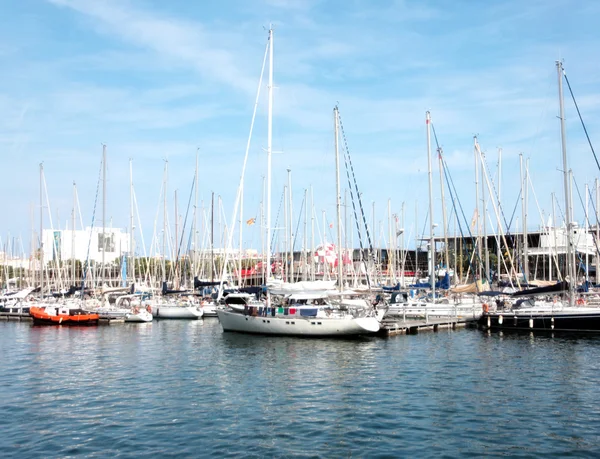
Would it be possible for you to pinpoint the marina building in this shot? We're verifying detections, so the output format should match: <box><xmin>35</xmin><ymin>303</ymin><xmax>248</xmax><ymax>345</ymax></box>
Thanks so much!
<box><xmin>41</xmin><ymin>228</ymin><xmax>130</xmax><ymax>266</ymax></box>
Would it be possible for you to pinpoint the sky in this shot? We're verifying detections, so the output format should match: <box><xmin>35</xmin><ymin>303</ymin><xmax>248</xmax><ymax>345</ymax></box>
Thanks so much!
<box><xmin>1</xmin><ymin>0</ymin><xmax>600</xmax><ymax>257</ymax></box>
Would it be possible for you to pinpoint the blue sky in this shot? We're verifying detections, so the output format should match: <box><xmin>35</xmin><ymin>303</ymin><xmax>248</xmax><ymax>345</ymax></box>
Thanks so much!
<box><xmin>1</xmin><ymin>0</ymin><xmax>600</xmax><ymax>255</ymax></box>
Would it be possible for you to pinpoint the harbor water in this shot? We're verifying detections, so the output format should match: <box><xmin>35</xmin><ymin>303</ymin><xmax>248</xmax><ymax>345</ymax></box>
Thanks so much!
<box><xmin>1</xmin><ymin>320</ymin><xmax>600</xmax><ymax>457</ymax></box>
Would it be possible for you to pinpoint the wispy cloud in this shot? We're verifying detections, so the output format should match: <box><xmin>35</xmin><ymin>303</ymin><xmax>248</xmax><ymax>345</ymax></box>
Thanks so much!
<box><xmin>1</xmin><ymin>0</ymin><xmax>599</xmax><ymax>246</ymax></box>
<box><xmin>48</xmin><ymin>0</ymin><xmax>259</xmax><ymax>94</ymax></box>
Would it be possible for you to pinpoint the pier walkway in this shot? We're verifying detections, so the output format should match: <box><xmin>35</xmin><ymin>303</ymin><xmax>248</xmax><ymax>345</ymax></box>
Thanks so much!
<box><xmin>380</xmin><ymin>316</ymin><xmax>479</xmax><ymax>336</ymax></box>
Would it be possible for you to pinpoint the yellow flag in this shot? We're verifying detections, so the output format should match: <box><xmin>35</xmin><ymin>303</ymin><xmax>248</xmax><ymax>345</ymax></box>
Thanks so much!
<box><xmin>470</xmin><ymin>209</ymin><xmax>478</xmax><ymax>230</ymax></box>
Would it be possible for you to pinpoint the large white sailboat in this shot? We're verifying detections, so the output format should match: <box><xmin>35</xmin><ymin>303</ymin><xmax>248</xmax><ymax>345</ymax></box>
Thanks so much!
<box><xmin>217</xmin><ymin>31</ymin><xmax>380</xmax><ymax>336</ymax></box>
<box><xmin>218</xmin><ymin>291</ymin><xmax>380</xmax><ymax>336</ymax></box>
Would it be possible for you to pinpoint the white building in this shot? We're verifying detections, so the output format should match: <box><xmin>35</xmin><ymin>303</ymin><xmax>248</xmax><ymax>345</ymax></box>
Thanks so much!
<box><xmin>529</xmin><ymin>225</ymin><xmax>596</xmax><ymax>256</ymax></box>
<box><xmin>42</xmin><ymin>227</ymin><xmax>130</xmax><ymax>266</ymax></box>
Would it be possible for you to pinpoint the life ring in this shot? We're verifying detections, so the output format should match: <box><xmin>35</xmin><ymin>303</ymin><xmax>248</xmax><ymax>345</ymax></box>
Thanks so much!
<box><xmin>146</xmin><ymin>305</ymin><xmax>152</xmax><ymax>313</ymax></box>
<box><xmin>482</xmin><ymin>303</ymin><xmax>489</xmax><ymax>313</ymax></box>
<box><xmin>576</xmin><ymin>298</ymin><xmax>585</xmax><ymax>306</ymax></box>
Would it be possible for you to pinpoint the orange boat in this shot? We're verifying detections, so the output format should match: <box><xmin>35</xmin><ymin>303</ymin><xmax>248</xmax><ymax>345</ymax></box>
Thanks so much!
<box><xmin>30</xmin><ymin>306</ymin><xmax>100</xmax><ymax>325</ymax></box>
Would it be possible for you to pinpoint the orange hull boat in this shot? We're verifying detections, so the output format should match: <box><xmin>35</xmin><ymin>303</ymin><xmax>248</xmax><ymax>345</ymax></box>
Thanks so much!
<box><xmin>30</xmin><ymin>306</ymin><xmax>100</xmax><ymax>325</ymax></box>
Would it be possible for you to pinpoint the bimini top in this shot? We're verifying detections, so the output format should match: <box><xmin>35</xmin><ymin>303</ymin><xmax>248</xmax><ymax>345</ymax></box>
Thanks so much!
<box><xmin>268</xmin><ymin>280</ymin><xmax>337</xmax><ymax>295</ymax></box>
<box><xmin>287</xmin><ymin>292</ymin><xmax>329</xmax><ymax>301</ymax></box>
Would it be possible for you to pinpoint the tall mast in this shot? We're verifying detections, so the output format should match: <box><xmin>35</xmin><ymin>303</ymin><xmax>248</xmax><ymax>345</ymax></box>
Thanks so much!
<box><xmin>260</xmin><ymin>195</ymin><xmax>264</xmax><ymax>283</ymax></box>
<box><xmin>102</xmin><ymin>144</ymin><xmax>106</xmax><ymax>289</ymax></box>
<box><xmin>520</xmin><ymin>154</ymin><xmax>529</xmax><ymax>282</ymax></box>
<box><xmin>388</xmin><ymin>198</ymin><xmax>393</xmax><ymax>284</ymax></box>
<box><xmin>284</xmin><ymin>185</ymin><xmax>288</xmax><ymax>281</ymax></box>
<box><xmin>596</xmin><ymin>179</ymin><xmax>599</xmax><ymax>284</ymax></box>
<box><xmin>239</xmin><ymin>165</ymin><xmax>244</xmax><ymax>288</ymax></box>
<box><xmin>414</xmin><ymin>201</ymin><xmax>418</xmax><ymax>283</ymax></box>
<box><xmin>303</xmin><ymin>188</ymin><xmax>308</xmax><ymax>282</ymax></box>
<box><xmin>193</xmin><ymin>149</ymin><xmax>199</xmax><ymax>285</ymax></box>
<box><xmin>129</xmin><ymin>159</ymin><xmax>134</xmax><ymax>284</ymax></box>
<box><xmin>401</xmin><ymin>201</ymin><xmax>405</xmax><ymax>287</ymax></box>
<box><xmin>39</xmin><ymin>163</ymin><xmax>44</xmax><ymax>297</ymax></box>
<box><xmin>334</xmin><ymin>107</ymin><xmax>343</xmax><ymax>290</ymax></box>
<box><xmin>426</xmin><ymin>111</ymin><xmax>435</xmax><ymax>300</ymax></box>
<box><xmin>71</xmin><ymin>181</ymin><xmax>76</xmax><ymax>286</ymax></box>
<box><xmin>557</xmin><ymin>60</ymin><xmax>574</xmax><ymax>306</ymax></box>
<box><xmin>30</xmin><ymin>203</ymin><xmax>34</xmax><ymax>289</ymax></box>
<box><xmin>481</xmin><ymin>148</ymin><xmax>489</xmax><ymax>282</ymax></box>
<box><xmin>585</xmin><ymin>183</ymin><xmax>590</xmax><ymax>283</ymax></box>
<box><xmin>211</xmin><ymin>191</ymin><xmax>215</xmax><ymax>282</ymax></box>
<box><xmin>551</xmin><ymin>192</ymin><xmax>556</xmax><ymax>280</ymax></box>
<box><xmin>473</xmin><ymin>136</ymin><xmax>482</xmax><ymax>282</ymax></box>
<box><xmin>162</xmin><ymin>160</ymin><xmax>168</xmax><ymax>284</ymax></box>
<box><xmin>310</xmin><ymin>185</ymin><xmax>315</xmax><ymax>281</ymax></box>
<box><xmin>438</xmin><ymin>147</ymin><xmax>449</xmax><ymax>279</ymax></box>
<box><xmin>497</xmin><ymin>148</ymin><xmax>502</xmax><ymax>281</ymax></box>
<box><xmin>174</xmin><ymin>189</ymin><xmax>178</xmax><ymax>287</ymax></box>
<box><xmin>266</xmin><ymin>26</ymin><xmax>274</xmax><ymax>287</ymax></box>
<box><xmin>288</xmin><ymin>168</ymin><xmax>293</xmax><ymax>283</ymax></box>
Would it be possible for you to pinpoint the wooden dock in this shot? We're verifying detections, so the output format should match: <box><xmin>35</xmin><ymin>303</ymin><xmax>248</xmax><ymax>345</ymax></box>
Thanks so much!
<box><xmin>0</xmin><ymin>312</ymin><xmax>123</xmax><ymax>325</ymax></box>
<box><xmin>379</xmin><ymin>317</ymin><xmax>479</xmax><ymax>336</ymax></box>
<box><xmin>0</xmin><ymin>313</ymin><xmax>32</xmax><ymax>322</ymax></box>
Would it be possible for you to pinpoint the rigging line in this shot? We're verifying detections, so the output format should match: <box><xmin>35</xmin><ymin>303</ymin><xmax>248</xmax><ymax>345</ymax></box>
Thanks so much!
<box><xmin>81</xmin><ymin>160</ymin><xmax>103</xmax><ymax>291</ymax></box>
<box><xmin>338</xmin><ymin>109</ymin><xmax>365</xmax><ymax>251</ymax></box>
<box><xmin>432</xmin><ymin>122</ymin><xmax>516</xmax><ymax>249</ymax></box>
<box><xmin>337</xmin><ymin>107</ymin><xmax>373</xmax><ymax>251</ymax></box>
<box><xmin>431</xmin><ymin>123</ymin><xmax>490</xmax><ymax>283</ymax></box>
<box><xmin>175</xmin><ymin>173</ymin><xmax>197</xmax><ymax>278</ymax></box>
<box><xmin>175</xmin><ymin>174</ymin><xmax>196</xmax><ymax>262</ymax></box>
<box><xmin>440</xmin><ymin>157</ymin><xmax>477</xmax><ymax>280</ymax></box>
<box><xmin>441</xmin><ymin>154</ymin><xmax>491</xmax><ymax>284</ymax></box>
<box><xmin>342</xmin><ymin>146</ymin><xmax>366</xmax><ymax>259</ymax></box>
<box><xmin>337</xmin><ymin>106</ymin><xmax>373</xmax><ymax>287</ymax></box>
<box><xmin>478</xmin><ymin>149</ymin><xmax>524</xmax><ymax>282</ymax></box>
<box><xmin>270</xmin><ymin>187</ymin><xmax>285</xmax><ymax>254</ymax></box>
<box><xmin>572</xmin><ymin>176</ymin><xmax>600</xmax><ymax>260</ymax></box>
<box><xmin>479</xmin><ymin>147</ymin><xmax>513</xmax><ymax>237</ymax></box>
<box><xmin>586</xmin><ymin>185</ymin><xmax>600</xmax><ymax>234</ymax></box>
<box><xmin>419</xmin><ymin>210</ymin><xmax>429</xmax><ymax>251</ymax></box>
<box><xmin>291</xmin><ymin>193</ymin><xmax>306</xmax><ymax>252</ymax></box>
<box><xmin>506</xmin><ymin>190</ymin><xmax>522</xmax><ymax>236</ymax></box>
<box><xmin>563</xmin><ymin>72</ymin><xmax>600</xmax><ymax>173</ymax></box>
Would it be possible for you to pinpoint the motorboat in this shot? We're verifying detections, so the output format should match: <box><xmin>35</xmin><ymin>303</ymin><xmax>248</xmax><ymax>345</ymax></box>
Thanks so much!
<box><xmin>29</xmin><ymin>305</ymin><xmax>99</xmax><ymax>325</ymax></box>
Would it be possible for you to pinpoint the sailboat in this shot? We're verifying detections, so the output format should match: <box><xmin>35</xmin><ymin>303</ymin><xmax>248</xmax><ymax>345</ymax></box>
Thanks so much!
<box><xmin>479</xmin><ymin>61</ymin><xmax>600</xmax><ymax>333</ymax></box>
<box><xmin>217</xmin><ymin>34</ymin><xmax>380</xmax><ymax>336</ymax></box>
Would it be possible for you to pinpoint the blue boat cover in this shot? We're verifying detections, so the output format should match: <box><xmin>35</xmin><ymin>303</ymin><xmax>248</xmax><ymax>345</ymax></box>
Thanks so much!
<box><xmin>409</xmin><ymin>272</ymin><xmax>451</xmax><ymax>290</ymax></box>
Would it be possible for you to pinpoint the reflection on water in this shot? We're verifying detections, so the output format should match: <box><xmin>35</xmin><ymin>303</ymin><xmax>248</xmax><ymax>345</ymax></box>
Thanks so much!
<box><xmin>1</xmin><ymin>321</ymin><xmax>600</xmax><ymax>457</ymax></box>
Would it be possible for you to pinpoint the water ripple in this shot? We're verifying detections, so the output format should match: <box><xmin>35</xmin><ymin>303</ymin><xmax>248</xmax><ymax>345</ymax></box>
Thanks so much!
<box><xmin>1</xmin><ymin>322</ymin><xmax>600</xmax><ymax>457</ymax></box>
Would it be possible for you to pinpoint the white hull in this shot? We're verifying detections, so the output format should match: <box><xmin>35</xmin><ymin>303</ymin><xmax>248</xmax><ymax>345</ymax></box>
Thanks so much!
<box><xmin>125</xmin><ymin>309</ymin><xmax>153</xmax><ymax>323</ymax></box>
<box><xmin>201</xmin><ymin>304</ymin><xmax>218</xmax><ymax>317</ymax></box>
<box><xmin>153</xmin><ymin>305</ymin><xmax>203</xmax><ymax>319</ymax></box>
<box><xmin>217</xmin><ymin>310</ymin><xmax>379</xmax><ymax>336</ymax></box>
<box><xmin>94</xmin><ymin>307</ymin><xmax>130</xmax><ymax>320</ymax></box>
